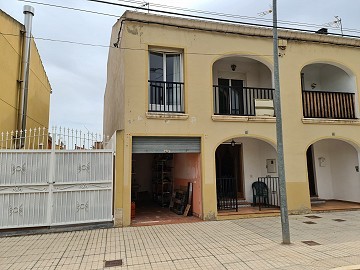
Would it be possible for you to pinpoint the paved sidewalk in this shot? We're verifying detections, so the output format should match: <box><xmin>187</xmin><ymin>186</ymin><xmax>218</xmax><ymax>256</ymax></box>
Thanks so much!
<box><xmin>1</xmin><ymin>211</ymin><xmax>360</xmax><ymax>270</ymax></box>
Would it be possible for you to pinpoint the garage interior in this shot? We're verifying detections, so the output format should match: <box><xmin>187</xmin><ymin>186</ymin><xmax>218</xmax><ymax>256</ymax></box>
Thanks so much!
<box><xmin>131</xmin><ymin>137</ymin><xmax>202</xmax><ymax>226</ymax></box>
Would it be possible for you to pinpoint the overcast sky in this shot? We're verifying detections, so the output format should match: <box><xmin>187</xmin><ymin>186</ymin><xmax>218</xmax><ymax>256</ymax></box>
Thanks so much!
<box><xmin>1</xmin><ymin>0</ymin><xmax>359</xmax><ymax>134</ymax></box>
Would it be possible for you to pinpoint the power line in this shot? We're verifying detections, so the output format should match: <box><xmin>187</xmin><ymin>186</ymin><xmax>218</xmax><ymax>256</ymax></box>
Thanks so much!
<box><xmin>111</xmin><ymin>0</ymin><xmax>360</xmax><ymax>34</ymax></box>
<box><xmin>0</xmin><ymin>97</ymin><xmax>47</xmax><ymax>128</ymax></box>
<box><xmin>18</xmin><ymin>0</ymin><xmax>360</xmax><ymax>38</ymax></box>
<box><xmin>1</xmin><ymin>32</ymin><xmax>276</xmax><ymax>56</ymax></box>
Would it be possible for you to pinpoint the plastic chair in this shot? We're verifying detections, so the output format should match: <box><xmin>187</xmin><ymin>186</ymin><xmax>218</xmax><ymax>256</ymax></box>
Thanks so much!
<box><xmin>252</xmin><ymin>181</ymin><xmax>269</xmax><ymax>210</ymax></box>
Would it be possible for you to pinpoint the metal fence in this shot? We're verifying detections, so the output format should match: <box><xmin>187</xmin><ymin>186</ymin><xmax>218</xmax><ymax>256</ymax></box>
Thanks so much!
<box><xmin>213</xmin><ymin>86</ymin><xmax>274</xmax><ymax>116</ymax></box>
<box><xmin>257</xmin><ymin>176</ymin><xmax>280</xmax><ymax>208</ymax></box>
<box><xmin>0</xmin><ymin>126</ymin><xmax>114</xmax><ymax>229</ymax></box>
<box><xmin>0</xmin><ymin>127</ymin><xmax>109</xmax><ymax>150</ymax></box>
<box><xmin>216</xmin><ymin>177</ymin><xmax>238</xmax><ymax>211</ymax></box>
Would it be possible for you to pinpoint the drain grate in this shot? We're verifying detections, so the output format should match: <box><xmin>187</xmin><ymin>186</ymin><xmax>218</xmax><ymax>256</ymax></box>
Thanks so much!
<box><xmin>303</xmin><ymin>221</ymin><xmax>317</xmax><ymax>224</ymax></box>
<box><xmin>305</xmin><ymin>215</ymin><xmax>322</xmax><ymax>219</ymax></box>
<box><xmin>302</xmin><ymin>240</ymin><xmax>321</xmax><ymax>246</ymax></box>
<box><xmin>104</xmin><ymin>259</ymin><xmax>123</xmax><ymax>268</ymax></box>
<box><xmin>333</xmin><ymin>219</ymin><xmax>346</xmax><ymax>222</ymax></box>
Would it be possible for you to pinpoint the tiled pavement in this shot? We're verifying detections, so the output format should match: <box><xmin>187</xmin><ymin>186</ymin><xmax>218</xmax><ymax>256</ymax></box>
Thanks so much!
<box><xmin>1</xmin><ymin>211</ymin><xmax>360</xmax><ymax>270</ymax></box>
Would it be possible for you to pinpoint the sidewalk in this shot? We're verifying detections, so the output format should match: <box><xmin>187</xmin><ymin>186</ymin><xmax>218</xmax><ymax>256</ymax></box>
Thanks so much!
<box><xmin>1</xmin><ymin>211</ymin><xmax>360</xmax><ymax>270</ymax></box>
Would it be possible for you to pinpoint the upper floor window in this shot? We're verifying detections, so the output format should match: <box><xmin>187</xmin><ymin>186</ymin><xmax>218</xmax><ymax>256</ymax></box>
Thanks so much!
<box><xmin>148</xmin><ymin>50</ymin><xmax>184</xmax><ymax>113</ymax></box>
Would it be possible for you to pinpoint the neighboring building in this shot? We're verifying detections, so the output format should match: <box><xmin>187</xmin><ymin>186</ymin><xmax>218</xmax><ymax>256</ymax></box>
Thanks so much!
<box><xmin>104</xmin><ymin>11</ymin><xmax>360</xmax><ymax>226</ymax></box>
<box><xmin>0</xmin><ymin>8</ymin><xmax>51</xmax><ymax>136</ymax></box>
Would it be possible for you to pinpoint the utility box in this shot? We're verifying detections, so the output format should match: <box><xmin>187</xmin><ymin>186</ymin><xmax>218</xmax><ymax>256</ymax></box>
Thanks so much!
<box><xmin>255</xmin><ymin>99</ymin><xmax>274</xmax><ymax>116</ymax></box>
<box><xmin>266</xmin><ymin>159</ymin><xmax>277</xmax><ymax>173</ymax></box>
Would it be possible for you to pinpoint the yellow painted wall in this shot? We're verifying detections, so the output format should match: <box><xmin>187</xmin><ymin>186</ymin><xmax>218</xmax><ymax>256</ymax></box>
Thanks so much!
<box><xmin>0</xmin><ymin>10</ymin><xmax>51</xmax><ymax>135</ymax></box>
<box><xmin>105</xmin><ymin>11</ymin><xmax>360</xmax><ymax>225</ymax></box>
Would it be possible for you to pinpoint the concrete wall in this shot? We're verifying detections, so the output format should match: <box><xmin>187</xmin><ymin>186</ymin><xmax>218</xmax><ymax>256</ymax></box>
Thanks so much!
<box><xmin>173</xmin><ymin>153</ymin><xmax>202</xmax><ymax>217</ymax></box>
<box><xmin>236</xmin><ymin>138</ymin><xmax>278</xmax><ymax>203</ymax></box>
<box><xmin>0</xmin><ymin>10</ymin><xmax>51</xmax><ymax>134</ymax></box>
<box><xmin>106</xmin><ymin>11</ymin><xmax>360</xmax><ymax>225</ymax></box>
<box><xmin>302</xmin><ymin>64</ymin><xmax>355</xmax><ymax>92</ymax></box>
<box><xmin>132</xmin><ymin>153</ymin><xmax>154</xmax><ymax>194</ymax></box>
<box><xmin>313</xmin><ymin>139</ymin><xmax>360</xmax><ymax>203</ymax></box>
<box><xmin>212</xmin><ymin>57</ymin><xmax>272</xmax><ymax>88</ymax></box>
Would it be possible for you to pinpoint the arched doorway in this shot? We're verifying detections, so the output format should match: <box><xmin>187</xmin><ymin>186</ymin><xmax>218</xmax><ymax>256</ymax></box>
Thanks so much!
<box><xmin>306</xmin><ymin>139</ymin><xmax>360</xmax><ymax>208</ymax></box>
<box><xmin>216</xmin><ymin>137</ymin><xmax>279</xmax><ymax>212</ymax></box>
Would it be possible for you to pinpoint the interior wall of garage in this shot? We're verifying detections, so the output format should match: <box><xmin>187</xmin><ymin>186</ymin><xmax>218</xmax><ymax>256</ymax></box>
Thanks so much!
<box><xmin>173</xmin><ymin>153</ymin><xmax>202</xmax><ymax>217</ymax></box>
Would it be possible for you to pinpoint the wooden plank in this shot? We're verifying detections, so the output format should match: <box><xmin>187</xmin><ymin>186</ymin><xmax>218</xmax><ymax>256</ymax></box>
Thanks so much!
<box><xmin>183</xmin><ymin>204</ymin><xmax>191</xmax><ymax>217</ymax></box>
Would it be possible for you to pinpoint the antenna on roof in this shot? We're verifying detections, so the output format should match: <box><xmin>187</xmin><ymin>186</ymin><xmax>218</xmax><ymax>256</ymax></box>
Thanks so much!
<box><xmin>324</xmin><ymin>16</ymin><xmax>343</xmax><ymax>36</ymax></box>
<box><xmin>134</xmin><ymin>1</ymin><xmax>149</xmax><ymax>13</ymax></box>
<box><xmin>258</xmin><ymin>4</ymin><xmax>273</xmax><ymax>17</ymax></box>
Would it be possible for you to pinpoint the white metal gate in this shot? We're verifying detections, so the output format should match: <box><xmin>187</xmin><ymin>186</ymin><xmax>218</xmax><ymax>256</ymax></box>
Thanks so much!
<box><xmin>0</xmin><ymin>149</ymin><xmax>113</xmax><ymax>229</ymax></box>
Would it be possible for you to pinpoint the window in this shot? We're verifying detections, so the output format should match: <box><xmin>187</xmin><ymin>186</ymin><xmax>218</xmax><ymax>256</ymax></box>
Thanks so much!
<box><xmin>148</xmin><ymin>51</ymin><xmax>184</xmax><ymax>113</ymax></box>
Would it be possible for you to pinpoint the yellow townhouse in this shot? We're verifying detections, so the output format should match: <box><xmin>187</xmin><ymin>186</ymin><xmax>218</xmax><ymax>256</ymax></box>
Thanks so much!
<box><xmin>0</xmin><ymin>7</ymin><xmax>51</xmax><ymax>142</ymax></box>
<box><xmin>104</xmin><ymin>11</ymin><xmax>360</xmax><ymax>226</ymax></box>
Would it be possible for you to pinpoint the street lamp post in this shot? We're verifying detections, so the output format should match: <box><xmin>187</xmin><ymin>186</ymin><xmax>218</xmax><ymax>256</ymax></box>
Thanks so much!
<box><xmin>272</xmin><ymin>0</ymin><xmax>291</xmax><ymax>244</ymax></box>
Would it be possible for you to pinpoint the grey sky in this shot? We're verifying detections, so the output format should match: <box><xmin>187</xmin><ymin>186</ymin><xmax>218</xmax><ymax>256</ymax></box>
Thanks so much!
<box><xmin>1</xmin><ymin>0</ymin><xmax>359</xmax><ymax>134</ymax></box>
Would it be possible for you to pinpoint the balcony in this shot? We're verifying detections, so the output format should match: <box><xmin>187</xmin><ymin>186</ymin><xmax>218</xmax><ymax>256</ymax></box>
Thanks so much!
<box><xmin>302</xmin><ymin>90</ymin><xmax>356</xmax><ymax>119</ymax></box>
<box><xmin>301</xmin><ymin>63</ymin><xmax>357</xmax><ymax>120</ymax></box>
<box><xmin>148</xmin><ymin>80</ymin><xmax>184</xmax><ymax>113</ymax></box>
<box><xmin>213</xmin><ymin>85</ymin><xmax>274</xmax><ymax>116</ymax></box>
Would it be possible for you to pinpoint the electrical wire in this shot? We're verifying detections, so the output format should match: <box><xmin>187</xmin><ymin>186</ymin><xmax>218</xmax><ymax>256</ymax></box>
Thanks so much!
<box><xmin>0</xmin><ymin>97</ymin><xmax>47</xmax><ymax>128</ymax></box>
<box><xmin>18</xmin><ymin>0</ymin><xmax>360</xmax><ymax>38</ymax></box>
<box><xmin>111</xmin><ymin>0</ymin><xmax>360</xmax><ymax>34</ymax></box>
<box><xmin>1</xmin><ymin>31</ymin><xmax>276</xmax><ymax>56</ymax></box>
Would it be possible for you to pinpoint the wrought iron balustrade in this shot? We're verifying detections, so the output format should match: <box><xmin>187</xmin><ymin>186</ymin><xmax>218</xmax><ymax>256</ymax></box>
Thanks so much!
<box><xmin>213</xmin><ymin>85</ymin><xmax>274</xmax><ymax>116</ymax></box>
<box><xmin>216</xmin><ymin>177</ymin><xmax>238</xmax><ymax>211</ymax></box>
<box><xmin>148</xmin><ymin>80</ymin><xmax>184</xmax><ymax>113</ymax></box>
<box><xmin>302</xmin><ymin>90</ymin><xmax>356</xmax><ymax>119</ymax></box>
<box><xmin>256</xmin><ymin>177</ymin><xmax>280</xmax><ymax>208</ymax></box>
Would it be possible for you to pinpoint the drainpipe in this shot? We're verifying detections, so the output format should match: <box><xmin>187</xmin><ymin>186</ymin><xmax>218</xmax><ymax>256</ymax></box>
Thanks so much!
<box><xmin>18</xmin><ymin>5</ymin><xmax>34</xmax><ymax>139</ymax></box>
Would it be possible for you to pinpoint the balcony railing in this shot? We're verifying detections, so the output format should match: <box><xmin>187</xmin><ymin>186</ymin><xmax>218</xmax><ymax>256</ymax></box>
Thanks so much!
<box><xmin>213</xmin><ymin>85</ymin><xmax>274</xmax><ymax>116</ymax></box>
<box><xmin>148</xmin><ymin>80</ymin><xmax>184</xmax><ymax>113</ymax></box>
<box><xmin>302</xmin><ymin>90</ymin><xmax>356</xmax><ymax>119</ymax></box>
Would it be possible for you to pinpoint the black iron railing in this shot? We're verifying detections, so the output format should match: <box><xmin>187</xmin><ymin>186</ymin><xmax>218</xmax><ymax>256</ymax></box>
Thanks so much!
<box><xmin>302</xmin><ymin>90</ymin><xmax>356</xmax><ymax>119</ymax></box>
<box><xmin>216</xmin><ymin>177</ymin><xmax>238</xmax><ymax>211</ymax></box>
<box><xmin>213</xmin><ymin>85</ymin><xmax>274</xmax><ymax>116</ymax></box>
<box><xmin>256</xmin><ymin>177</ymin><xmax>280</xmax><ymax>209</ymax></box>
<box><xmin>148</xmin><ymin>80</ymin><xmax>184</xmax><ymax>113</ymax></box>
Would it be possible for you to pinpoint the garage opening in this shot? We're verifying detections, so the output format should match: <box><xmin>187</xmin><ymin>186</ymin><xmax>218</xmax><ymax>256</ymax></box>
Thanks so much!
<box><xmin>131</xmin><ymin>137</ymin><xmax>202</xmax><ymax>226</ymax></box>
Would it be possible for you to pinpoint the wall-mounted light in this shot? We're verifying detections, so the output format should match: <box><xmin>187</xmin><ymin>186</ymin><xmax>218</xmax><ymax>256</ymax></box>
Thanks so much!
<box><xmin>231</xmin><ymin>64</ymin><xmax>237</xmax><ymax>71</ymax></box>
<box><xmin>231</xmin><ymin>139</ymin><xmax>236</xmax><ymax>147</ymax></box>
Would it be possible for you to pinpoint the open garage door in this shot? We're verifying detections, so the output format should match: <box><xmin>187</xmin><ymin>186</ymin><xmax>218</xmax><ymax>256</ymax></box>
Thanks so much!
<box><xmin>132</xmin><ymin>137</ymin><xmax>201</xmax><ymax>153</ymax></box>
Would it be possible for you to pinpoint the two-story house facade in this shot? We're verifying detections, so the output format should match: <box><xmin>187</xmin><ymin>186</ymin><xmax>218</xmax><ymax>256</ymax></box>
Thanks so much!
<box><xmin>104</xmin><ymin>11</ymin><xmax>360</xmax><ymax>227</ymax></box>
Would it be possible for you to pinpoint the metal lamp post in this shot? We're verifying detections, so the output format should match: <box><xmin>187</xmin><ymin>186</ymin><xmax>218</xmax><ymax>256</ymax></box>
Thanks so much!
<box><xmin>272</xmin><ymin>0</ymin><xmax>291</xmax><ymax>244</ymax></box>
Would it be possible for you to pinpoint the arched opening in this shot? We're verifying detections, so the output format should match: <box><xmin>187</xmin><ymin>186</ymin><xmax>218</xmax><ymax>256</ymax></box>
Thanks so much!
<box><xmin>301</xmin><ymin>63</ymin><xmax>357</xmax><ymax>119</ymax></box>
<box><xmin>212</xmin><ymin>56</ymin><xmax>274</xmax><ymax>116</ymax></box>
<box><xmin>306</xmin><ymin>139</ymin><xmax>360</xmax><ymax>210</ymax></box>
<box><xmin>215</xmin><ymin>137</ymin><xmax>280</xmax><ymax>213</ymax></box>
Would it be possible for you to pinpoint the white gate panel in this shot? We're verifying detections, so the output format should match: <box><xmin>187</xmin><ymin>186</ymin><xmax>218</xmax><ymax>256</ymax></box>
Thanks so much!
<box><xmin>52</xmin><ymin>183</ymin><xmax>112</xmax><ymax>225</ymax></box>
<box><xmin>0</xmin><ymin>150</ymin><xmax>113</xmax><ymax>229</ymax></box>
<box><xmin>0</xmin><ymin>189</ymin><xmax>49</xmax><ymax>228</ymax></box>
<box><xmin>52</xmin><ymin>151</ymin><xmax>113</xmax><ymax>225</ymax></box>
<box><xmin>0</xmin><ymin>151</ymin><xmax>50</xmax><ymax>228</ymax></box>
<box><xmin>55</xmin><ymin>151</ymin><xmax>113</xmax><ymax>183</ymax></box>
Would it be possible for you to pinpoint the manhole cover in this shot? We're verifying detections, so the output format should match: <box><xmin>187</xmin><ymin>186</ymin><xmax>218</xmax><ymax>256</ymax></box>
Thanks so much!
<box><xmin>305</xmin><ymin>215</ymin><xmax>322</xmax><ymax>219</ymax></box>
<box><xmin>333</xmin><ymin>219</ymin><xmax>346</xmax><ymax>222</ymax></box>
<box><xmin>105</xmin><ymin>259</ymin><xmax>123</xmax><ymax>267</ymax></box>
<box><xmin>302</xmin><ymin>240</ymin><xmax>321</xmax><ymax>246</ymax></box>
<box><xmin>303</xmin><ymin>221</ymin><xmax>317</xmax><ymax>224</ymax></box>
